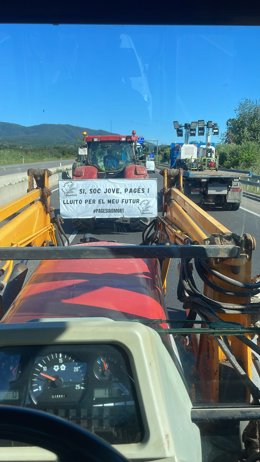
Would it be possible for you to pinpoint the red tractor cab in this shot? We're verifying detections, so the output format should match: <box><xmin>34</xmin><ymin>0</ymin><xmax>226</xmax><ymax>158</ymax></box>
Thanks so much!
<box><xmin>72</xmin><ymin>131</ymin><xmax>148</xmax><ymax>180</ymax></box>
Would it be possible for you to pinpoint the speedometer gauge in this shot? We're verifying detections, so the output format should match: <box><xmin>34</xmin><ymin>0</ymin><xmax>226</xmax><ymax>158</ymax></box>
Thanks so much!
<box><xmin>30</xmin><ymin>352</ymin><xmax>86</xmax><ymax>405</ymax></box>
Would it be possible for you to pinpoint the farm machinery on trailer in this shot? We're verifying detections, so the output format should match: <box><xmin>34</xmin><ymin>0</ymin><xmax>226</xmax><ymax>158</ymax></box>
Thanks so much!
<box><xmin>170</xmin><ymin>120</ymin><xmax>243</xmax><ymax>210</ymax></box>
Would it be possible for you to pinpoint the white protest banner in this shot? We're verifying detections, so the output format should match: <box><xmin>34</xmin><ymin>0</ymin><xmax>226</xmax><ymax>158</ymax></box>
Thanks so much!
<box><xmin>59</xmin><ymin>178</ymin><xmax>157</xmax><ymax>219</ymax></box>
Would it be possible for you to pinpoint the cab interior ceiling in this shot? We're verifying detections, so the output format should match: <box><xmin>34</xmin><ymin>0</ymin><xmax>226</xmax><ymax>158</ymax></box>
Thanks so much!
<box><xmin>0</xmin><ymin>0</ymin><xmax>259</xmax><ymax>25</ymax></box>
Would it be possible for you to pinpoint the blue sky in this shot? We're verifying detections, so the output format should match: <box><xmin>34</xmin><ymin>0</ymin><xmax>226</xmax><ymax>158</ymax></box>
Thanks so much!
<box><xmin>0</xmin><ymin>24</ymin><xmax>259</xmax><ymax>145</ymax></box>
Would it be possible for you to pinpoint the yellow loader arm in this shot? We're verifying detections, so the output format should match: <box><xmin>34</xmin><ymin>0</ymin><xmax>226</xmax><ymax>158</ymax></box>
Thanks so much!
<box><xmin>143</xmin><ymin>168</ymin><xmax>259</xmax><ymax>403</ymax></box>
<box><xmin>0</xmin><ymin>169</ymin><xmax>57</xmax><ymax>248</ymax></box>
<box><xmin>0</xmin><ymin>169</ymin><xmax>63</xmax><ymax>309</ymax></box>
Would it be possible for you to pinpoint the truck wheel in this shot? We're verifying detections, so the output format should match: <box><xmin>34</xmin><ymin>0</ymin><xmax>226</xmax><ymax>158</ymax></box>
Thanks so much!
<box><xmin>223</xmin><ymin>203</ymin><xmax>240</xmax><ymax>210</ymax></box>
<box><xmin>223</xmin><ymin>203</ymin><xmax>240</xmax><ymax>211</ymax></box>
<box><xmin>229</xmin><ymin>203</ymin><xmax>240</xmax><ymax>211</ymax></box>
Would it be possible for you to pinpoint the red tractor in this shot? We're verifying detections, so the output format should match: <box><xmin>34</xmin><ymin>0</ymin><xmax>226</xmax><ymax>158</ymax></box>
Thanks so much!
<box><xmin>69</xmin><ymin>130</ymin><xmax>152</xmax><ymax>231</ymax></box>
<box><xmin>72</xmin><ymin>130</ymin><xmax>148</xmax><ymax>181</ymax></box>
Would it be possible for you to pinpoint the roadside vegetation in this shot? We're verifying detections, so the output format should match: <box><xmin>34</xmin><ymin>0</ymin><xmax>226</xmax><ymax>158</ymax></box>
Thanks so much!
<box><xmin>217</xmin><ymin>99</ymin><xmax>260</xmax><ymax>174</ymax></box>
<box><xmin>0</xmin><ymin>145</ymin><xmax>76</xmax><ymax>165</ymax></box>
<box><xmin>158</xmin><ymin>145</ymin><xmax>171</xmax><ymax>163</ymax></box>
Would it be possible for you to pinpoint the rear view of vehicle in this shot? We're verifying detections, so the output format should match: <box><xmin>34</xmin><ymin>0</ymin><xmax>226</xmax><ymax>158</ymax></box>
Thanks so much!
<box><xmin>171</xmin><ymin>120</ymin><xmax>243</xmax><ymax>210</ymax></box>
<box><xmin>72</xmin><ymin>130</ymin><xmax>148</xmax><ymax>180</ymax></box>
<box><xmin>60</xmin><ymin>131</ymin><xmax>157</xmax><ymax>231</ymax></box>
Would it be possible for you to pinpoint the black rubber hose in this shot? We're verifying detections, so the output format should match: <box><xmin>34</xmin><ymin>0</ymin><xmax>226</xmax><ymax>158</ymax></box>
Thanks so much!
<box><xmin>235</xmin><ymin>335</ymin><xmax>260</xmax><ymax>357</ymax></box>
<box><xmin>181</xmin><ymin>259</ymin><xmax>260</xmax><ymax>312</ymax></box>
<box><xmin>217</xmin><ymin>336</ymin><xmax>260</xmax><ymax>403</ymax></box>
<box><xmin>184</xmin><ymin>306</ymin><xmax>260</xmax><ymax>400</ymax></box>
<box><xmin>195</xmin><ymin>259</ymin><xmax>259</xmax><ymax>297</ymax></box>
<box><xmin>189</xmin><ymin>303</ymin><xmax>260</xmax><ymax>402</ymax></box>
<box><xmin>197</xmin><ymin>258</ymin><xmax>260</xmax><ymax>290</ymax></box>
<box><xmin>184</xmin><ymin>294</ymin><xmax>260</xmax><ymax>315</ymax></box>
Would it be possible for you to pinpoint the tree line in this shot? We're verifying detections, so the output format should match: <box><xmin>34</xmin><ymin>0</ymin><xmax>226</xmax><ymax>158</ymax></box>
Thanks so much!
<box><xmin>217</xmin><ymin>99</ymin><xmax>260</xmax><ymax>172</ymax></box>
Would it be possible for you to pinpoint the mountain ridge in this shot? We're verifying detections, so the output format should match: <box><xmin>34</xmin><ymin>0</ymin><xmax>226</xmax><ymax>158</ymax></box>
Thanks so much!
<box><xmin>0</xmin><ymin>122</ymin><xmax>114</xmax><ymax>146</ymax></box>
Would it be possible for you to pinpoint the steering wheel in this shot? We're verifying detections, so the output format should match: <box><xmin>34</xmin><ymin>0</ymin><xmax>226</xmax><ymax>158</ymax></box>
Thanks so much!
<box><xmin>0</xmin><ymin>405</ymin><xmax>129</xmax><ymax>462</ymax></box>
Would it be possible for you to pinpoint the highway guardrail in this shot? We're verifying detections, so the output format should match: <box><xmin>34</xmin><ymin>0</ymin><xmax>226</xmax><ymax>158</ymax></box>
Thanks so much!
<box><xmin>0</xmin><ymin>164</ymin><xmax>72</xmax><ymax>206</ymax></box>
<box><xmin>243</xmin><ymin>191</ymin><xmax>260</xmax><ymax>202</ymax></box>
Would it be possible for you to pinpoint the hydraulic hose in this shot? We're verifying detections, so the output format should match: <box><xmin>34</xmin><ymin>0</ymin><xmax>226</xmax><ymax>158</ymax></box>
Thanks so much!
<box><xmin>181</xmin><ymin>299</ymin><xmax>260</xmax><ymax>402</ymax></box>
<box><xmin>178</xmin><ymin>258</ymin><xmax>260</xmax><ymax>313</ymax></box>
<box><xmin>197</xmin><ymin>258</ymin><xmax>260</xmax><ymax>291</ymax></box>
<box><xmin>216</xmin><ymin>335</ymin><xmax>260</xmax><ymax>403</ymax></box>
<box><xmin>52</xmin><ymin>214</ymin><xmax>69</xmax><ymax>246</ymax></box>
<box><xmin>194</xmin><ymin>259</ymin><xmax>259</xmax><ymax>298</ymax></box>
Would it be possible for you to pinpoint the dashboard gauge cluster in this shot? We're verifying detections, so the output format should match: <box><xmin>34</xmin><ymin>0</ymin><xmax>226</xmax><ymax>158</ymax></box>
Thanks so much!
<box><xmin>0</xmin><ymin>344</ymin><xmax>144</xmax><ymax>444</ymax></box>
<box><xmin>30</xmin><ymin>352</ymin><xmax>87</xmax><ymax>405</ymax></box>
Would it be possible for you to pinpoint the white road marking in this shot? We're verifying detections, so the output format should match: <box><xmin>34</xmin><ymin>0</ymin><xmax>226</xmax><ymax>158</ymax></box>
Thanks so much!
<box><xmin>66</xmin><ymin>233</ymin><xmax>77</xmax><ymax>245</ymax></box>
<box><xmin>240</xmin><ymin>206</ymin><xmax>260</xmax><ymax>218</ymax></box>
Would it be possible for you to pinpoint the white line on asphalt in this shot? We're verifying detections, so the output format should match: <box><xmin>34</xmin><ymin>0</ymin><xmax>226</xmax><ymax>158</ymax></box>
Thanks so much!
<box><xmin>240</xmin><ymin>206</ymin><xmax>260</xmax><ymax>218</ymax></box>
<box><xmin>65</xmin><ymin>233</ymin><xmax>77</xmax><ymax>246</ymax></box>
<box><xmin>52</xmin><ymin>187</ymin><xmax>59</xmax><ymax>192</ymax></box>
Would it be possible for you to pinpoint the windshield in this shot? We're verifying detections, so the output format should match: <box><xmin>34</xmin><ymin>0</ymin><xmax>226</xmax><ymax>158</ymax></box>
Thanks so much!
<box><xmin>88</xmin><ymin>141</ymin><xmax>135</xmax><ymax>171</ymax></box>
<box><xmin>0</xmin><ymin>18</ymin><xmax>259</xmax><ymax>462</ymax></box>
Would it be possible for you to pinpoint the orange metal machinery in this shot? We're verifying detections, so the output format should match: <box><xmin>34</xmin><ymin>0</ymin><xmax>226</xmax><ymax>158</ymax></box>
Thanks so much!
<box><xmin>145</xmin><ymin>168</ymin><xmax>259</xmax><ymax>407</ymax></box>
<box><xmin>0</xmin><ymin>169</ymin><xmax>64</xmax><ymax>316</ymax></box>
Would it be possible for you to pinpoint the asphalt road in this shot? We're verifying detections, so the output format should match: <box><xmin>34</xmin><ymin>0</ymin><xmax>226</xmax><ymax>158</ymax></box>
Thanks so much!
<box><xmin>0</xmin><ymin>160</ymin><xmax>73</xmax><ymax>176</ymax></box>
<box><xmin>51</xmin><ymin>171</ymin><xmax>260</xmax><ymax>311</ymax></box>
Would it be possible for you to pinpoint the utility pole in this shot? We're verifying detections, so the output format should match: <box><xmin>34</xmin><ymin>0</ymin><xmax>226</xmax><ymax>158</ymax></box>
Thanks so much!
<box><xmin>184</xmin><ymin>124</ymin><xmax>190</xmax><ymax>144</ymax></box>
<box><xmin>205</xmin><ymin>121</ymin><xmax>212</xmax><ymax>144</ymax></box>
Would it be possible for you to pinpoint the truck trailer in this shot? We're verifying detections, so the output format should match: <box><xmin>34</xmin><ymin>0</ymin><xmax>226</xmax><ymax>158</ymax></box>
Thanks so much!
<box><xmin>170</xmin><ymin>120</ymin><xmax>244</xmax><ymax>210</ymax></box>
<box><xmin>170</xmin><ymin>143</ymin><xmax>242</xmax><ymax>210</ymax></box>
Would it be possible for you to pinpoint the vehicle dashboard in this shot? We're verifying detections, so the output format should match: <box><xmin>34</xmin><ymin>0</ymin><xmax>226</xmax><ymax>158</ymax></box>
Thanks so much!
<box><xmin>0</xmin><ymin>343</ymin><xmax>143</xmax><ymax>445</ymax></box>
<box><xmin>0</xmin><ymin>318</ymin><xmax>201</xmax><ymax>461</ymax></box>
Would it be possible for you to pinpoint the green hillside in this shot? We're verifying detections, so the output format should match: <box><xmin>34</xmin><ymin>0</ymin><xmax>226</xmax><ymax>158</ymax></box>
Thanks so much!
<box><xmin>0</xmin><ymin>122</ymin><xmax>112</xmax><ymax>147</ymax></box>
